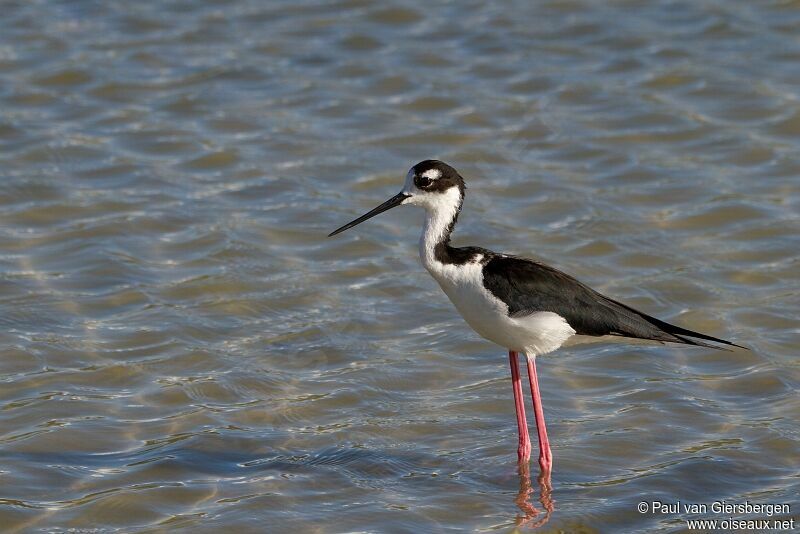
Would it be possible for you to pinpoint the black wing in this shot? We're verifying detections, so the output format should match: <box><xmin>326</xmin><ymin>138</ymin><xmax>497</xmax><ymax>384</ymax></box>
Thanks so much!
<box><xmin>482</xmin><ymin>255</ymin><xmax>744</xmax><ymax>350</ymax></box>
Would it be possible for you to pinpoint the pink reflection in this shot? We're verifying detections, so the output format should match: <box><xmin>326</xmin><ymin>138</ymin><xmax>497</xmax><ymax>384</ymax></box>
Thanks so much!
<box><xmin>514</xmin><ymin>462</ymin><xmax>554</xmax><ymax>528</ymax></box>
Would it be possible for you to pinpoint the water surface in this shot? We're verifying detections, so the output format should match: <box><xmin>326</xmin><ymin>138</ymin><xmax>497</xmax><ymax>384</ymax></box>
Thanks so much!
<box><xmin>1</xmin><ymin>0</ymin><xmax>798</xmax><ymax>532</ymax></box>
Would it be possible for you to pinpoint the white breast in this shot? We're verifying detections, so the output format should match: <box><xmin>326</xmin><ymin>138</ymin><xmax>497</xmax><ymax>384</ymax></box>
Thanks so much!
<box><xmin>409</xmin><ymin>184</ymin><xmax>575</xmax><ymax>356</ymax></box>
<box><xmin>423</xmin><ymin>257</ymin><xmax>576</xmax><ymax>356</ymax></box>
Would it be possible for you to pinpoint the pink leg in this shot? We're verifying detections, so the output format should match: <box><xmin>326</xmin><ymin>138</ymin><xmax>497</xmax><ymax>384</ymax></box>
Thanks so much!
<box><xmin>526</xmin><ymin>355</ymin><xmax>552</xmax><ymax>474</ymax></box>
<box><xmin>509</xmin><ymin>351</ymin><xmax>532</xmax><ymax>462</ymax></box>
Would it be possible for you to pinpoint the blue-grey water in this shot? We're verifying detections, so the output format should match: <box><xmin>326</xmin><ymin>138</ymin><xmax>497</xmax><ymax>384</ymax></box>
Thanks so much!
<box><xmin>0</xmin><ymin>1</ymin><xmax>798</xmax><ymax>532</ymax></box>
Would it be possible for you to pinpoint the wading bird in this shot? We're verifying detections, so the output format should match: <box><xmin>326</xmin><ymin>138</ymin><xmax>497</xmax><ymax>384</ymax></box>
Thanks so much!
<box><xmin>328</xmin><ymin>160</ymin><xmax>742</xmax><ymax>476</ymax></box>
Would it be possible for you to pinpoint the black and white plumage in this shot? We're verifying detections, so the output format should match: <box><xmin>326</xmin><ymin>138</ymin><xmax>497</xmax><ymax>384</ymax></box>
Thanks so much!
<box><xmin>329</xmin><ymin>159</ymin><xmax>742</xmax><ymax>356</ymax></box>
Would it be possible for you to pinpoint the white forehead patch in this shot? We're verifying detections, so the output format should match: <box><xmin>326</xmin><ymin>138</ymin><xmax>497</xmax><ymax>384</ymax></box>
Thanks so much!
<box><xmin>421</xmin><ymin>168</ymin><xmax>442</xmax><ymax>180</ymax></box>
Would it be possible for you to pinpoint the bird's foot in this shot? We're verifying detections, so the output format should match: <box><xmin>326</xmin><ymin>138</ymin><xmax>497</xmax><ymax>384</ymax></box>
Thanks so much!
<box><xmin>538</xmin><ymin>447</ymin><xmax>552</xmax><ymax>477</ymax></box>
<box><xmin>517</xmin><ymin>441</ymin><xmax>532</xmax><ymax>463</ymax></box>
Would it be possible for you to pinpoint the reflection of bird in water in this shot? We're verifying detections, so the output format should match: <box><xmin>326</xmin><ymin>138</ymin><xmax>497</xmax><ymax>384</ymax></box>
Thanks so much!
<box><xmin>329</xmin><ymin>160</ymin><xmax>743</xmax><ymax>478</ymax></box>
<box><xmin>514</xmin><ymin>462</ymin><xmax>554</xmax><ymax>528</ymax></box>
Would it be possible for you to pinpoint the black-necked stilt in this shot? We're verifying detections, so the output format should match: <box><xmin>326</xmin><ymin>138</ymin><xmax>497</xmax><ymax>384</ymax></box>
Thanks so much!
<box><xmin>328</xmin><ymin>159</ymin><xmax>743</xmax><ymax>477</ymax></box>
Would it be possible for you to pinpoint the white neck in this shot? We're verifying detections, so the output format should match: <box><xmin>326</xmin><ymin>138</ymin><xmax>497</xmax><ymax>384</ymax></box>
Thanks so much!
<box><xmin>417</xmin><ymin>187</ymin><xmax>462</xmax><ymax>269</ymax></box>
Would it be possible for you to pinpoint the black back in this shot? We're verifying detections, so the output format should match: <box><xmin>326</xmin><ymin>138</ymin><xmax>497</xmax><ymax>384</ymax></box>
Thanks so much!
<box><xmin>482</xmin><ymin>254</ymin><xmax>743</xmax><ymax>349</ymax></box>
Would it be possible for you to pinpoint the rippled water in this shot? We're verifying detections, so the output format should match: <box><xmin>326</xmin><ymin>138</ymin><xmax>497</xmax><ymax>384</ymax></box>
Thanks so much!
<box><xmin>1</xmin><ymin>0</ymin><xmax>799</xmax><ymax>532</ymax></box>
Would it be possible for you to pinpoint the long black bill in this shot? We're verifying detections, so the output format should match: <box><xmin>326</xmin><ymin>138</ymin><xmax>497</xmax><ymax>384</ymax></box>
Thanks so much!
<box><xmin>328</xmin><ymin>192</ymin><xmax>410</xmax><ymax>237</ymax></box>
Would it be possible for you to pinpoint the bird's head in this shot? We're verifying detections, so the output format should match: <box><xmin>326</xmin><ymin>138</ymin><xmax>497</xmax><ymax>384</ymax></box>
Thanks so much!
<box><xmin>328</xmin><ymin>160</ymin><xmax>466</xmax><ymax>237</ymax></box>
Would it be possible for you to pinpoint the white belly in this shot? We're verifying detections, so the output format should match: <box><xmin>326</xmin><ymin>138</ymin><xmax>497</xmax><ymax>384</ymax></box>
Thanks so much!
<box><xmin>425</xmin><ymin>259</ymin><xmax>576</xmax><ymax>356</ymax></box>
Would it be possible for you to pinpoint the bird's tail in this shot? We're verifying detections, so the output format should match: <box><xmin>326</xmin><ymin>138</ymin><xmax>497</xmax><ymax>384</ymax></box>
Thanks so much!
<box><xmin>602</xmin><ymin>295</ymin><xmax>747</xmax><ymax>351</ymax></box>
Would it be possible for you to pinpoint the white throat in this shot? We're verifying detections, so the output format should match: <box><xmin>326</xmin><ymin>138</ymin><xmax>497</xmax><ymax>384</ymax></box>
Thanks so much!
<box><xmin>417</xmin><ymin>187</ymin><xmax>462</xmax><ymax>269</ymax></box>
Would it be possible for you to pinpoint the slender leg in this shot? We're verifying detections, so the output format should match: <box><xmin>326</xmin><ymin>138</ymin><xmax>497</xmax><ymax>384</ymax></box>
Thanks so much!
<box><xmin>526</xmin><ymin>354</ymin><xmax>552</xmax><ymax>474</ymax></box>
<box><xmin>509</xmin><ymin>350</ymin><xmax>532</xmax><ymax>462</ymax></box>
